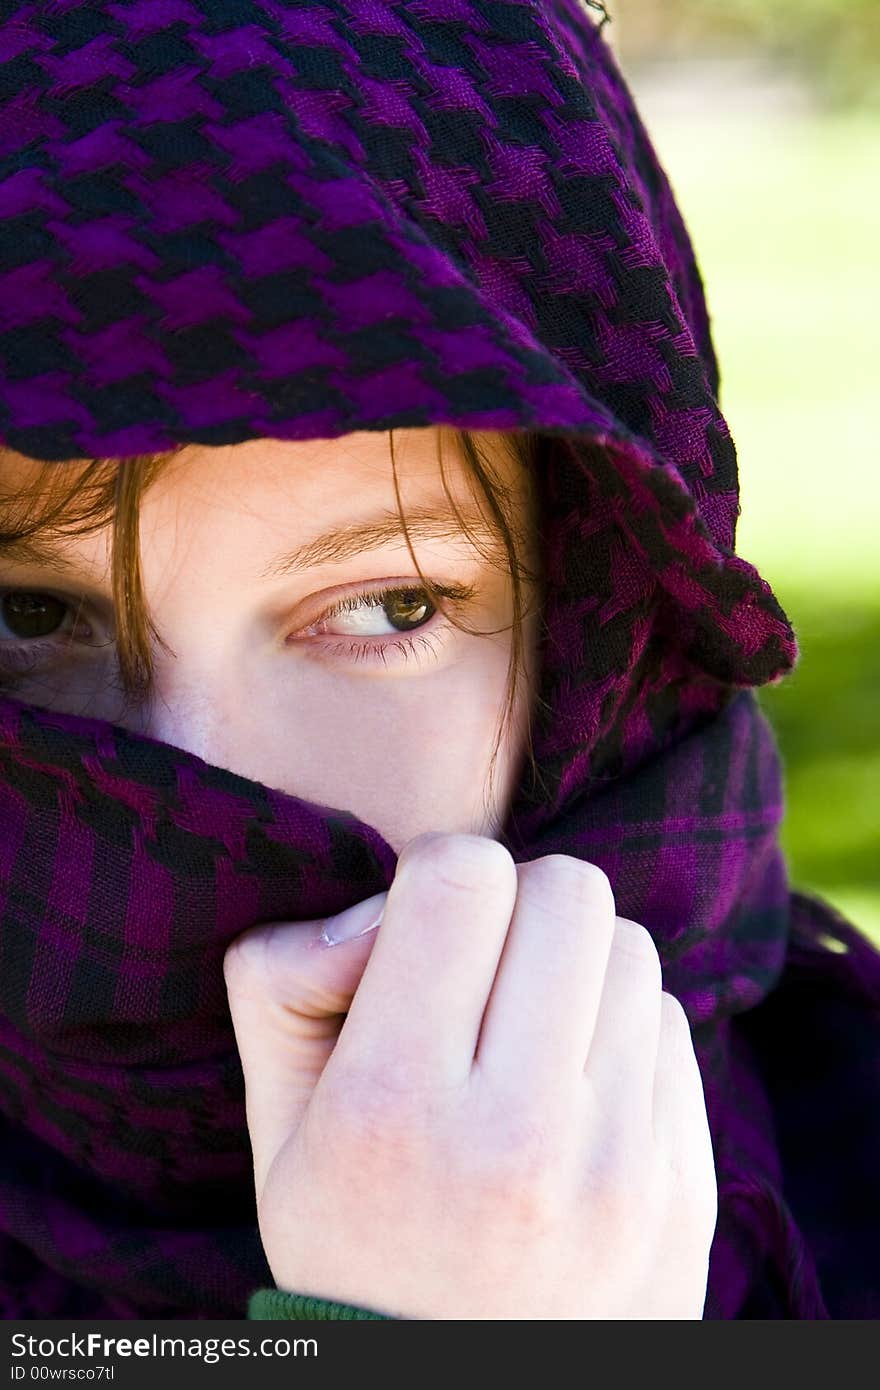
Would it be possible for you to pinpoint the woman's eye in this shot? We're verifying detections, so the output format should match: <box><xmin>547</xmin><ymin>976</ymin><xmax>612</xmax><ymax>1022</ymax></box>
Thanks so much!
<box><xmin>1</xmin><ymin>591</ymin><xmax>73</xmax><ymax>640</ymax></box>
<box><xmin>306</xmin><ymin>586</ymin><xmax>439</xmax><ymax>639</ymax></box>
<box><xmin>292</xmin><ymin>580</ymin><xmax>476</xmax><ymax>667</ymax></box>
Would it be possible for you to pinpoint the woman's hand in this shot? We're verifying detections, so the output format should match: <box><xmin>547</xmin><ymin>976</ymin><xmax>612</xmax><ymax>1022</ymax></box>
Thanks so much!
<box><xmin>223</xmin><ymin>832</ymin><xmax>718</xmax><ymax>1320</ymax></box>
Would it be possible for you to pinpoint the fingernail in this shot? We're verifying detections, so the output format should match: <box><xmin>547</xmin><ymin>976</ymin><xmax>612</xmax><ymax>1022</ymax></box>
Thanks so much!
<box><xmin>319</xmin><ymin>896</ymin><xmax>385</xmax><ymax>947</ymax></box>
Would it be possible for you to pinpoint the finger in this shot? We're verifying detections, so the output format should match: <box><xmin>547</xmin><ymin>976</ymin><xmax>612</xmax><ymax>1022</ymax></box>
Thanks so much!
<box><xmin>652</xmin><ymin>990</ymin><xmax>717</xmax><ymax>1230</ymax></box>
<box><xmin>330</xmin><ymin>832</ymin><xmax>518</xmax><ymax>1091</ymax></box>
<box><xmin>224</xmin><ymin>891</ymin><xmax>386</xmax><ymax>1189</ymax></box>
<box><xmin>473</xmin><ymin>857</ymin><xmax>617</xmax><ymax>1103</ymax></box>
<box><xmin>583</xmin><ymin>917</ymin><xmax>663</xmax><ymax>1123</ymax></box>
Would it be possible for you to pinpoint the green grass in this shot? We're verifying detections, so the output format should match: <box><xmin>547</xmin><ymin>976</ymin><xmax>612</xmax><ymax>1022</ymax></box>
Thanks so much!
<box><xmin>628</xmin><ymin>99</ymin><xmax>880</xmax><ymax>946</ymax></box>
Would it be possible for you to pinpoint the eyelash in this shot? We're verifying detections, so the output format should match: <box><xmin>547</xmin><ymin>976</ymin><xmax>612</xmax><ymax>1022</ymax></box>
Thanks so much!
<box><xmin>0</xmin><ymin>580</ymin><xmax>476</xmax><ymax>678</ymax></box>
<box><xmin>295</xmin><ymin>581</ymin><xmax>476</xmax><ymax>667</ymax></box>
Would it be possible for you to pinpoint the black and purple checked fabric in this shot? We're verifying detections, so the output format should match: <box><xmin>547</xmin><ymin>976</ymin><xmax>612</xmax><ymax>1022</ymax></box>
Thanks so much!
<box><xmin>0</xmin><ymin>685</ymin><xmax>842</xmax><ymax>1317</ymax></box>
<box><xmin>0</xmin><ymin>0</ymin><xmax>877</xmax><ymax>1319</ymax></box>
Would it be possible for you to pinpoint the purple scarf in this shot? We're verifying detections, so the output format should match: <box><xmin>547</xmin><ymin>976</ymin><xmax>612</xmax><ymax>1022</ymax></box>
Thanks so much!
<box><xmin>0</xmin><ymin>1</ymin><xmax>877</xmax><ymax>1318</ymax></box>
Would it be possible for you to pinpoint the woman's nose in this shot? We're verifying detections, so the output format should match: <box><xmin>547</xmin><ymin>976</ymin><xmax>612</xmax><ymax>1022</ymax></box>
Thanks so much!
<box><xmin>138</xmin><ymin>678</ymin><xmax>229</xmax><ymax>767</ymax></box>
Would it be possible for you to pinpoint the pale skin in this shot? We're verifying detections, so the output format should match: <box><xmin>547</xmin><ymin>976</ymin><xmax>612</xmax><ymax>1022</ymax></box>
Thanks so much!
<box><xmin>0</xmin><ymin>426</ymin><xmax>537</xmax><ymax>846</ymax></box>
<box><xmin>0</xmin><ymin>426</ymin><xmax>718</xmax><ymax>1319</ymax></box>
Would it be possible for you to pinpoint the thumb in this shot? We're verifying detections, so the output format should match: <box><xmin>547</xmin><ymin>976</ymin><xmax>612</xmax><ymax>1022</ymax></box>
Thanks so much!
<box><xmin>223</xmin><ymin>891</ymin><xmax>387</xmax><ymax>1192</ymax></box>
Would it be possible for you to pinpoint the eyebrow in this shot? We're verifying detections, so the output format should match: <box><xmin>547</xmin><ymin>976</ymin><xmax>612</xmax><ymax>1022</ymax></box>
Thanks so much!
<box><xmin>0</xmin><ymin>503</ymin><xmax>505</xmax><ymax>582</ymax></box>
<box><xmin>0</xmin><ymin>535</ymin><xmax>96</xmax><ymax>579</ymax></box>
<box><xmin>258</xmin><ymin>503</ymin><xmax>503</xmax><ymax>579</ymax></box>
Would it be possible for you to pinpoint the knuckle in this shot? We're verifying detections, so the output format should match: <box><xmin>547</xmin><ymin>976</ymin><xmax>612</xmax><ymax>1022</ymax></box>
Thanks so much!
<box><xmin>613</xmin><ymin>918</ymin><xmax>662</xmax><ymax>981</ymax></box>
<box><xmin>222</xmin><ymin>924</ymin><xmax>273</xmax><ymax>992</ymax></box>
<box><xmin>475</xmin><ymin>1147</ymin><xmax>560</xmax><ymax>1231</ymax></box>
<box><xmin>221</xmin><ymin>939</ymin><xmax>246</xmax><ymax>993</ymax></box>
<box><xmin>505</xmin><ymin>1171</ymin><xmax>561</xmax><ymax>1232</ymax></box>
<box><xmin>521</xmin><ymin>855</ymin><xmax>615</xmax><ymax>914</ymax></box>
<box><xmin>398</xmin><ymin>831</ymin><xmax>514</xmax><ymax>893</ymax></box>
<box><xmin>466</xmin><ymin>1106</ymin><xmax>569</xmax><ymax>1229</ymax></box>
<box><xmin>322</xmin><ymin>1069</ymin><xmax>429</xmax><ymax>1160</ymax></box>
<box><xmin>659</xmin><ymin>988</ymin><xmax>693</xmax><ymax>1040</ymax></box>
<box><xmin>592</xmin><ymin>1148</ymin><xmax>658</xmax><ymax>1242</ymax></box>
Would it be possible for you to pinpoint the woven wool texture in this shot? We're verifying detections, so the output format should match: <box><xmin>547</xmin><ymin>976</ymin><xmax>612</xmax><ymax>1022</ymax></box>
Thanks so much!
<box><xmin>0</xmin><ymin>0</ymin><xmax>878</xmax><ymax>1318</ymax></box>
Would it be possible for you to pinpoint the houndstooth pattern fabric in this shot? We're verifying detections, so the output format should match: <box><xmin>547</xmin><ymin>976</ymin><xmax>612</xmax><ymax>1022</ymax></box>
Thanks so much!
<box><xmin>0</xmin><ymin>1</ymin><xmax>877</xmax><ymax>1319</ymax></box>
<box><xmin>0</xmin><ymin>684</ymin><xmax>823</xmax><ymax>1317</ymax></box>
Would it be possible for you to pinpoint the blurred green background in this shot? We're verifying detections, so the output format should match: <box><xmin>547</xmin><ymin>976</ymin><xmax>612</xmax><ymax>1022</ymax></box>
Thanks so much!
<box><xmin>605</xmin><ymin>3</ymin><xmax>880</xmax><ymax>945</ymax></box>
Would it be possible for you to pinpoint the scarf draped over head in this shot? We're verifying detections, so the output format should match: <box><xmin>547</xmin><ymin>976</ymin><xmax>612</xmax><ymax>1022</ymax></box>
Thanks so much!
<box><xmin>0</xmin><ymin>0</ymin><xmax>877</xmax><ymax>1318</ymax></box>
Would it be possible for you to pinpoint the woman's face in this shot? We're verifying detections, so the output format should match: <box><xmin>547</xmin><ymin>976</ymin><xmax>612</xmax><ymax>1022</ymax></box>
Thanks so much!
<box><xmin>0</xmin><ymin>428</ymin><xmax>541</xmax><ymax>852</ymax></box>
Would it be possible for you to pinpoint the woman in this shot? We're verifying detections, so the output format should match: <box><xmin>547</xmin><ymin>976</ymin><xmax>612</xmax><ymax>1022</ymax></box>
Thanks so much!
<box><xmin>0</xmin><ymin>0</ymin><xmax>876</xmax><ymax>1319</ymax></box>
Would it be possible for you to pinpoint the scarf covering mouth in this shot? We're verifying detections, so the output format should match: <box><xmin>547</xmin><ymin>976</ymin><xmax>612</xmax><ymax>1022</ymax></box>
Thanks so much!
<box><xmin>0</xmin><ymin>0</ymin><xmax>877</xmax><ymax>1319</ymax></box>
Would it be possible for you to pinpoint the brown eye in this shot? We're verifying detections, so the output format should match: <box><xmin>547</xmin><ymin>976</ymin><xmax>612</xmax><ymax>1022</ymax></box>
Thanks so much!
<box><xmin>384</xmin><ymin>588</ymin><xmax>436</xmax><ymax>631</ymax></box>
<box><xmin>1</xmin><ymin>591</ymin><xmax>70</xmax><ymax>640</ymax></box>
